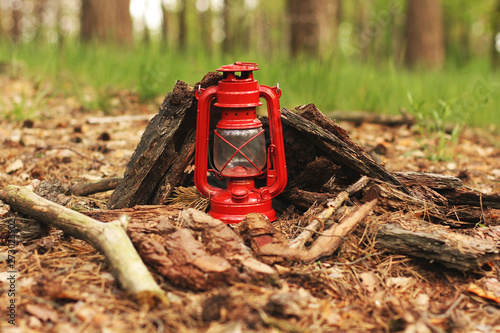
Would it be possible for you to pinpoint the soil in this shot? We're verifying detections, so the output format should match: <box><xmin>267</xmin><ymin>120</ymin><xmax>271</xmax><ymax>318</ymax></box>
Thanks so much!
<box><xmin>1</xmin><ymin>74</ymin><xmax>499</xmax><ymax>332</ymax></box>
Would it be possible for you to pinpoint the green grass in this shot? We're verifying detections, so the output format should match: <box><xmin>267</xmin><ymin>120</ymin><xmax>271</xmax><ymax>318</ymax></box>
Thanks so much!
<box><xmin>0</xmin><ymin>40</ymin><xmax>499</xmax><ymax>127</ymax></box>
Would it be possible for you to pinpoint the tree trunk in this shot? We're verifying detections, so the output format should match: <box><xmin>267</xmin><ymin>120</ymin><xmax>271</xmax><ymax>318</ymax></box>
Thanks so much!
<box><xmin>80</xmin><ymin>0</ymin><xmax>133</xmax><ymax>45</ymax></box>
<box><xmin>11</xmin><ymin>0</ymin><xmax>23</xmax><ymax>43</ymax></box>
<box><xmin>178</xmin><ymin>0</ymin><xmax>187</xmax><ymax>51</ymax></box>
<box><xmin>33</xmin><ymin>0</ymin><xmax>46</xmax><ymax>42</ymax></box>
<box><xmin>161</xmin><ymin>1</ymin><xmax>169</xmax><ymax>49</ymax></box>
<box><xmin>353</xmin><ymin>0</ymin><xmax>370</xmax><ymax>60</ymax></box>
<box><xmin>198</xmin><ymin>2</ymin><xmax>212</xmax><ymax>54</ymax></box>
<box><xmin>492</xmin><ymin>0</ymin><xmax>500</xmax><ymax>70</ymax></box>
<box><xmin>316</xmin><ymin>0</ymin><xmax>341</xmax><ymax>57</ymax></box>
<box><xmin>287</xmin><ymin>0</ymin><xmax>320</xmax><ymax>56</ymax></box>
<box><xmin>404</xmin><ymin>0</ymin><xmax>445</xmax><ymax>69</ymax></box>
<box><xmin>0</xmin><ymin>3</ymin><xmax>4</xmax><ymax>40</ymax></box>
<box><xmin>222</xmin><ymin>0</ymin><xmax>232</xmax><ymax>53</ymax></box>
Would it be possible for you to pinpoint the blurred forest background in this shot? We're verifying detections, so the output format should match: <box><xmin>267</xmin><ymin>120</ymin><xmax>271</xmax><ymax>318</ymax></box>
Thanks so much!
<box><xmin>0</xmin><ymin>0</ymin><xmax>499</xmax><ymax>127</ymax></box>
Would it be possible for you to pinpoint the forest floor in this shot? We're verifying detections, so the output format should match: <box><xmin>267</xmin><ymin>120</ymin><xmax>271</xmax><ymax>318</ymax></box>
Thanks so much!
<box><xmin>0</xmin><ymin>73</ymin><xmax>499</xmax><ymax>332</ymax></box>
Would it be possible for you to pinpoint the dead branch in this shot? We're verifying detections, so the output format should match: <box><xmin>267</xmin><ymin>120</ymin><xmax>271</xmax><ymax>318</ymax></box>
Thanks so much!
<box><xmin>289</xmin><ymin>176</ymin><xmax>370</xmax><ymax>250</ymax></box>
<box><xmin>301</xmin><ymin>199</ymin><xmax>378</xmax><ymax>264</ymax></box>
<box><xmin>86</xmin><ymin>114</ymin><xmax>155</xmax><ymax>124</ymax></box>
<box><xmin>0</xmin><ymin>185</ymin><xmax>168</xmax><ymax>307</ymax></box>
<box><xmin>364</xmin><ymin>180</ymin><xmax>437</xmax><ymax>212</ymax></box>
<box><xmin>67</xmin><ymin>177</ymin><xmax>122</xmax><ymax>196</ymax></box>
<box><xmin>245</xmin><ymin>200</ymin><xmax>377</xmax><ymax>264</ymax></box>
<box><xmin>328</xmin><ymin>110</ymin><xmax>416</xmax><ymax>127</ymax></box>
<box><xmin>288</xmin><ymin>188</ymin><xmax>338</xmax><ymax>210</ymax></box>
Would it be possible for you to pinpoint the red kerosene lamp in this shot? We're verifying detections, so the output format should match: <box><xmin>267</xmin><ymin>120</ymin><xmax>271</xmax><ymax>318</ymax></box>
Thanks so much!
<box><xmin>194</xmin><ymin>62</ymin><xmax>287</xmax><ymax>224</ymax></box>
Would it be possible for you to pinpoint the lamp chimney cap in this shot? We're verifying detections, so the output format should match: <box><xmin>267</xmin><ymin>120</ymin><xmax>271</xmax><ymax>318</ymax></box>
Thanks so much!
<box><xmin>217</xmin><ymin>62</ymin><xmax>259</xmax><ymax>73</ymax></box>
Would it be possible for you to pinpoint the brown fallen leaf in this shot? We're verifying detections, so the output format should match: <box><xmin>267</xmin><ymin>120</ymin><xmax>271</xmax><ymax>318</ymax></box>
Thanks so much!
<box><xmin>25</xmin><ymin>303</ymin><xmax>59</xmax><ymax>322</ymax></box>
<box><xmin>467</xmin><ymin>278</ymin><xmax>500</xmax><ymax>304</ymax></box>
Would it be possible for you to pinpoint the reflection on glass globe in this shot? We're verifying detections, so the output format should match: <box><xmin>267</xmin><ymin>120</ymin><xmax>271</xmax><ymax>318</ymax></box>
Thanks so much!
<box><xmin>214</xmin><ymin>127</ymin><xmax>266</xmax><ymax>177</ymax></box>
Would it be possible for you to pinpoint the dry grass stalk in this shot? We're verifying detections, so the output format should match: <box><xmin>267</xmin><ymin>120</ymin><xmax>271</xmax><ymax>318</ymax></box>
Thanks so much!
<box><xmin>166</xmin><ymin>186</ymin><xmax>209</xmax><ymax>211</ymax></box>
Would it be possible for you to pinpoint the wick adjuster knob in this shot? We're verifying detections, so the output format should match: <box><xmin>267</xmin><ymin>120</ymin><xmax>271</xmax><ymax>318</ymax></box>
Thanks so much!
<box><xmin>231</xmin><ymin>186</ymin><xmax>249</xmax><ymax>202</ymax></box>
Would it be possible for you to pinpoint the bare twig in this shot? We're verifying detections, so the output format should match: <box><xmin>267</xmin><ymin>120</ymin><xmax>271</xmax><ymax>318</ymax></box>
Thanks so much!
<box><xmin>67</xmin><ymin>177</ymin><xmax>123</xmax><ymax>196</ymax></box>
<box><xmin>86</xmin><ymin>114</ymin><xmax>155</xmax><ymax>124</ymax></box>
<box><xmin>38</xmin><ymin>146</ymin><xmax>107</xmax><ymax>165</ymax></box>
<box><xmin>289</xmin><ymin>176</ymin><xmax>370</xmax><ymax>250</ymax></box>
<box><xmin>301</xmin><ymin>199</ymin><xmax>377</xmax><ymax>264</ymax></box>
<box><xmin>0</xmin><ymin>184</ymin><xmax>168</xmax><ymax>307</ymax></box>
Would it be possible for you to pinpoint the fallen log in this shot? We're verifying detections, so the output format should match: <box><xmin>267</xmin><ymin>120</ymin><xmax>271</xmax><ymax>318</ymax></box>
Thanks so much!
<box><xmin>328</xmin><ymin>110</ymin><xmax>416</xmax><ymax>127</ymax></box>
<box><xmin>393</xmin><ymin>171</ymin><xmax>500</xmax><ymax>211</ymax></box>
<box><xmin>0</xmin><ymin>184</ymin><xmax>168</xmax><ymax>307</ymax></box>
<box><xmin>376</xmin><ymin>220</ymin><xmax>500</xmax><ymax>271</ymax></box>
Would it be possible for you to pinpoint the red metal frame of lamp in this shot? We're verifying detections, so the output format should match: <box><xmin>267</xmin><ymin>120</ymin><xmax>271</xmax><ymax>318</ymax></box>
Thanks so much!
<box><xmin>194</xmin><ymin>62</ymin><xmax>287</xmax><ymax>224</ymax></box>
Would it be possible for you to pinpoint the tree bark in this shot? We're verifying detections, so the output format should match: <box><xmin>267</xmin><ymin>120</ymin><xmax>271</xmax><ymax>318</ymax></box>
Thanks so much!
<box><xmin>377</xmin><ymin>222</ymin><xmax>500</xmax><ymax>271</ymax></box>
<box><xmin>107</xmin><ymin>81</ymin><xmax>198</xmax><ymax>209</ymax></box>
<box><xmin>404</xmin><ymin>0</ymin><xmax>445</xmax><ymax>68</ymax></box>
<box><xmin>393</xmin><ymin>171</ymin><xmax>463</xmax><ymax>189</ymax></box>
<box><xmin>125</xmin><ymin>208</ymin><xmax>278</xmax><ymax>290</ymax></box>
<box><xmin>107</xmin><ymin>74</ymin><xmax>222</xmax><ymax>209</ymax></box>
<box><xmin>80</xmin><ymin>0</ymin><xmax>133</xmax><ymax>45</ymax></box>
<box><xmin>281</xmin><ymin>107</ymin><xmax>410</xmax><ymax>194</ymax></box>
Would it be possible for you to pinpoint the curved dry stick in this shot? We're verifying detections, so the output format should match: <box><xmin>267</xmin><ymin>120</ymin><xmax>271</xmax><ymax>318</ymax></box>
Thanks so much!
<box><xmin>0</xmin><ymin>184</ymin><xmax>168</xmax><ymax>308</ymax></box>
<box><xmin>301</xmin><ymin>199</ymin><xmax>378</xmax><ymax>264</ymax></box>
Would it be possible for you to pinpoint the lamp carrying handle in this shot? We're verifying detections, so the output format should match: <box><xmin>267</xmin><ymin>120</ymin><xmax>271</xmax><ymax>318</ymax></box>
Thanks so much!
<box><xmin>259</xmin><ymin>85</ymin><xmax>287</xmax><ymax>197</ymax></box>
<box><xmin>194</xmin><ymin>86</ymin><xmax>221</xmax><ymax>197</ymax></box>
